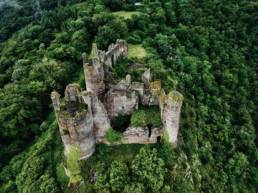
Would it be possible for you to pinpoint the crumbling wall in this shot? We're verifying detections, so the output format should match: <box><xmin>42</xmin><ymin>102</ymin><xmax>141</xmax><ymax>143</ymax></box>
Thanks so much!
<box><xmin>83</xmin><ymin>62</ymin><xmax>105</xmax><ymax>97</ymax></box>
<box><xmin>141</xmin><ymin>69</ymin><xmax>160</xmax><ymax>106</ymax></box>
<box><xmin>104</xmin><ymin>39</ymin><xmax>128</xmax><ymax>67</ymax></box>
<box><xmin>83</xmin><ymin>39</ymin><xmax>127</xmax><ymax>97</ymax></box>
<box><xmin>93</xmin><ymin>39</ymin><xmax>128</xmax><ymax>67</ymax></box>
<box><xmin>104</xmin><ymin>89</ymin><xmax>139</xmax><ymax>118</ymax></box>
<box><xmin>82</xmin><ymin>91</ymin><xmax>111</xmax><ymax>142</ymax></box>
<box><xmin>160</xmin><ymin>90</ymin><xmax>183</xmax><ymax>147</ymax></box>
<box><xmin>123</xmin><ymin>127</ymin><xmax>162</xmax><ymax>144</ymax></box>
<box><xmin>104</xmin><ymin>76</ymin><xmax>139</xmax><ymax>118</ymax></box>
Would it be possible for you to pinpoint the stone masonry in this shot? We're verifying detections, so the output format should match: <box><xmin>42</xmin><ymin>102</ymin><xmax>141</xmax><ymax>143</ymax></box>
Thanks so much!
<box><xmin>52</xmin><ymin>40</ymin><xmax>183</xmax><ymax>159</ymax></box>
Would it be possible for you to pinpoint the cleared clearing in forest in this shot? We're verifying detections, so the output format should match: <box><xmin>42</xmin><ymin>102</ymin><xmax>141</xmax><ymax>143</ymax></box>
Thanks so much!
<box><xmin>128</xmin><ymin>44</ymin><xmax>147</xmax><ymax>58</ymax></box>
<box><xmin>113</xmin><ymin>11</ymin><xmax>141</xmax><ymax>19</ymax></box>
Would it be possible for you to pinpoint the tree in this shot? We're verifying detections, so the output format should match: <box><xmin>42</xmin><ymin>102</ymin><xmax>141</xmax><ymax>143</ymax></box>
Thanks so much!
<box><xmin>123</xmin><ymin>183</ymin><xmax>145</xmax><ymax>193</ymax></box>
<box><xmin>109</xmin><ymin>161</ymin><xmax>129</xmax><ymax>192</ymax></box>
<box><xmin>131</xmin><ymin>147</ymin><xmax>165</xmax><ymax>192</ymax></box>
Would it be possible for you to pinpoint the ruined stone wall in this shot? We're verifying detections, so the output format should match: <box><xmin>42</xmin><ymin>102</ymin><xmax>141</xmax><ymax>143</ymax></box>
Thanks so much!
<box><xmin>160</xmin><ymin>90</ymin><xmax>183</xmax><ymax>147</ymax></box>
<box><xmin>82</xmin><ymin>91</ymin><xmax>111</xmax><ymax>142</ymax></box>
<box><xmin>104</xmin><ymin>89</ymin><xmax>139</xmax><ymax>118</ymax></box>
<box><xmin>123</xmin><ymin>127</ymin><xmax>162</xmax><ymax>144</ymax></box>
<box><xmin>83</xmin><ymin>39</ymin><xmax>127</xmax><ymax>97</ymax></box>
<box><xmin>94</xmin><ymin>39</ymin><xmax>128</xmax><ymax>67</ymax></box>
<box><xmin>83</xmin><ymin>63</ymin><xmax>105</xmax><ymax>96</ymax></box>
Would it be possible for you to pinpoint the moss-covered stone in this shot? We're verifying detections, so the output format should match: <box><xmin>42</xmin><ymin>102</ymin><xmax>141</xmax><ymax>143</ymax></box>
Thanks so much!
<box><xmin>167</xmin><ymin>91</ymin><xmax>183</xmax><ymax>102</ymax></box>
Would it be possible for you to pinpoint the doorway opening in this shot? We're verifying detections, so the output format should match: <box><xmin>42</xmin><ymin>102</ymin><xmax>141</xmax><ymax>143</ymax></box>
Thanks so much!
<box><xmin>111</xmin><ymin>54</ymin><xmax>115</xmax><ymax>65</ymax></box>
<box><xmin>147</xmin><ymin>124</ymin><xmax>152</xmax><ymax>138</ymax></box>
<box><xmin>157</xmin><ymin>136</ymin><xmax>161</xmax><ymax>143</ymax></box>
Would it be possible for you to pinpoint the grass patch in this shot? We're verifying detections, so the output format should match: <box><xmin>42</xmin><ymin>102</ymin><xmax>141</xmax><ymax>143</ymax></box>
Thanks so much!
<box><xmin>80</xmin><ymin>144</ymin><xmax>143</xmax><ymax>180</ymax></box>
<box><xmin>130</xmin><ymin>106</ymin><xmax>162</xmax><ymax>127</ymax></box>
<box><xmin>113</xmin><ymin>11</ymin><xmax>141</xmax><ymax>19</ymax></box>
<box><xmin>128</xmin><ymin>44</ymin><xmax>147</xmax><ymax>59</ymax></box>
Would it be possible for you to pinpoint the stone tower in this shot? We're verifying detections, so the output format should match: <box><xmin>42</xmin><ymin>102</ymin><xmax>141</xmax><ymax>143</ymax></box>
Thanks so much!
<box><xmin>51</xmin><ymin>84</ymin><xmax>96</xmax><ymax>159</ymax></box>
<box><xmin>83</xmin><ymin>52</ymin><xmax>105</xmax><ymax>97</ymax></box>
<box><xmin>159</xmin><ymin>90</ymin><xmax>183</xmax><ymax>147</ymax></box>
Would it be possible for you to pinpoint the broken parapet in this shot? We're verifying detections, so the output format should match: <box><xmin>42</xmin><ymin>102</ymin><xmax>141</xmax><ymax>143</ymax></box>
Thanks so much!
<box><xmin>92</xmin><ymin>39</ymin><xmax>128</xmax><ymax>67</ymax></box>
<box><xmin>141</xmin><ymin>69</ymin><xmax>160</xmax><ymax>106</ymax></box>
<box><xmin>159</xmin><ymin>90</ymin><xmax>183</xmax><ymax>147</ymax></box>
<box><xmin>51</xmin><ymin>84</ymin><xmax>96</xmax><ymax>159</ymax></box>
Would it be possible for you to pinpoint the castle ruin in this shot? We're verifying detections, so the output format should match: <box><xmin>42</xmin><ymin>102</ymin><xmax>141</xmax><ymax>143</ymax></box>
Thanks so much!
<box><xmin>51</xmin><ymin>40</ymin><xmax>183</xmax><ymax>159</ymax></box>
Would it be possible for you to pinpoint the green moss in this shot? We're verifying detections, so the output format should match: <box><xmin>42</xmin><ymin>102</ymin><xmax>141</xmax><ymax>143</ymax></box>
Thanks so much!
<box><xmin>130</xmin><ymin>107</ymin><xmax>162</xmax><ymax>127</ymax></box>
<box><xmin>105</xmin><ymin>128</ymin><xmax>123</xmax><ymax>143</ymax></box>
<box><xmin>163</xmin><ymin>129</ymin><xmax>170</xmax><ymax>143</ymax></box>
<box><xmin>167</xmin><ymin>91</ymin><xmax>183</xmax><ymax>102</ymax></box>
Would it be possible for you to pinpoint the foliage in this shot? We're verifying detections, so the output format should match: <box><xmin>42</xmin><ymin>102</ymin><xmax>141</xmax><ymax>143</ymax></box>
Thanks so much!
<box><xmin>66</xmin><ymin>145</ymin><xmax>83</xmax><ymax>185</ymax></box>
<box><xmin>0</xmin><ymin>119</ymin><xmax>63</xmax><ymax>193</ymax></box>
<box><xmin>130</xmin><ymin>107</ymin><xmax>161</xmax><ymax>127</ymax></box>
<box><xmin>105</xmin><ymin>128</ymin><xmax>123</xmax><ymax>143</ymax></box>
<box><xmin>131</xmin><ymin>147</ymin><xmax>165</xmax><ymax>192</ymax></box>
<box><xmin>109</xmin><ymin>161</ymin><xmax>129</xmax><ymax>191</ymax></box>
<box><xmin>95</xmin><ymin>13</ymin><xmax>128</xmax><ymax>49</ymax></box>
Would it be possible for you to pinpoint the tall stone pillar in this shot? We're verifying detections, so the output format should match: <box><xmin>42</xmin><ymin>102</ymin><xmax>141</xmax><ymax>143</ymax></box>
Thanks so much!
<box><xmin>160</xmin><ymin>90</ymin><xmax>183</xmax><ymax>147</ymax></box>
<box><xmin>83</xmin><ymin>62</ymin><xmax>105</xmax><ymax>97</ymax></box>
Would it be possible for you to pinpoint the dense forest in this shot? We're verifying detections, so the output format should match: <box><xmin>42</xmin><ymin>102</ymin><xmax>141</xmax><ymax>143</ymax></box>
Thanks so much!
<box><xmin>0</xmin><ymin>0</ymin><xmax>257</xmax><ymax>192</ymax></box>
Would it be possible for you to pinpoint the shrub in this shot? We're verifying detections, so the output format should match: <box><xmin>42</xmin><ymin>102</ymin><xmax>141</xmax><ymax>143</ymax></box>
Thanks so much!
<box><xmin>105</xmin><ymin>128</ymin><xmax>123</xmax><ymax>143</ymax></box>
